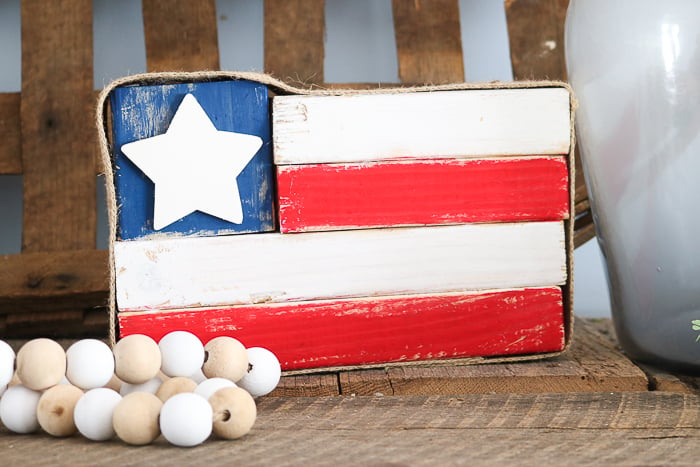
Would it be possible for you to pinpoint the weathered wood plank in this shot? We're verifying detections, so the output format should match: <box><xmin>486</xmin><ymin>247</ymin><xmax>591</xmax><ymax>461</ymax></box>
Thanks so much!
<box><xmin>264</xmin><ymin>0</ymin><xmax>325</xmax><ymax>85</ymax></box>
<box><xmin>271</xmin><ymin>373</ymin><xmax>339</xmax><ymax>397</ymax></box>
<box><xmin>20</xmin><ymin>0</ymin><xmax>95</xmax><ymax>252</ymax></box>
<box><xmin>0</xmin><ymin>250</ymin><xmax>108</xmax><ymax>301</ymax></box>
<box><xmin>277</xmin><ymin>156</ymin><xmax>570</xmax><ymax>233</ymax></box>
<box><xmin>119</xmin><ymin>287</ymin><xmax>566</xmax><ymax>371</ymax></box>
<box><xmin>2</xmin><ymin>393</ymin><xmax>700</xmax><ymax>464</ymax></box>
<box><xmin>339</xmin><ymin>369</ymin><xmax>393</xmax><ymax>396</ymax></box>
<box><xmin>383</xmin><ymin>318</ymin><xmax>648</xmax><ymax>395</ymax></box>
<box><xmin>0</xmin><ymin>92</ymin><xmax>21</xmax><ymax>174</ymax></box>
<box><xmin>115</xmin><ymin>222</ymin><xmax>567</xmax><ymax>311</ymax></box>
<box><xmin>273</xmin><ymin>88</ymin><xmax>572</xmax><ymax>165</ymax></box>
<box><xmin>109</xmin><ymin>81</ymin><xmax>274</xmax><ymax>240</ymax></box>
<box><xmin>505</xmin><ymin>0</ymin><xmax>569</xmax><ymax>81</ymax></box>
<box><xmin>141</xmin><ymin>0</ymin><xmax>219</xmax><ymax>71</ymax></box>
<box><xmin>392</xmin><ymin>0</ymin><xmax>464</xmax><ymax>84</ymax></box>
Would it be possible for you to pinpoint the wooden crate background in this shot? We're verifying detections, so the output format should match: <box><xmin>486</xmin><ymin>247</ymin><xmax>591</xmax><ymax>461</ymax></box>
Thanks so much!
<box><xmin>0</xmin><ymin>0</ymin><xmax>591</xmax><ymax>338</ymax></box>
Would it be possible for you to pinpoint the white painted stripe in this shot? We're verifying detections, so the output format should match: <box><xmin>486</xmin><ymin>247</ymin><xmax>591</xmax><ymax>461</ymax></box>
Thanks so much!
<box><xmin>272</xmin><ymin>88</ymin><xmax>571</xmax><ymax>165</ymax></box>
<box><xmin>115</xmin><ymin>222</ymin><xmax>567</xmax><ymax>311</ymax></box>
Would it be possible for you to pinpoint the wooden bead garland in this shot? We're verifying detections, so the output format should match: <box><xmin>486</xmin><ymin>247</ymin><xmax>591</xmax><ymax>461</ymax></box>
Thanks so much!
<box><xmin>0</xmin><ymin>333</ymin><xmax>280</xmax><ymax>447</ymax></box>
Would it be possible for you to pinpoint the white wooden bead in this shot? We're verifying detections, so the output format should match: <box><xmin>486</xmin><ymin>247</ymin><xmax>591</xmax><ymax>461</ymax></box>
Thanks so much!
<box><xmin>159</xmin><ymin>392</ymin><xmax>212</xmax><ymax>447</ymax></box>
<box><xmin>0</xmin><ymin>340</ymin><xmax>15</xmax><ymax>388</ymax></box>
<box><xmin>74</xmin><ymin>388</ymin><xmax>122</xmax><ymax>441</ymax></box>
<box><xmin>159</xmin><ymin>331</ymin><xmax>205</xmax><ymax>377</ymax></box>
<box><xmin>237</xmin><ymin>347</ymin><xmax>281</xmax><ymax>398</ymax></box>
<box><xmin>113</xmin><ymin>334</ymin><xmax>161</xmax><ymax>384</ymax></box>
<box><xmin>0</xmin><ymin>385</ymin><xmax>41</xmax><ymax>433</ymax></box>
<box><xmin>156</xmin><ymin>376</ymin><xmax>197</xmax><ymax>402</ymax></box>
<box><xmin>119</xmin><ymin>376</ymin><xmax>163</xmax><ymax>396</ymax></box>
<box><xmin>16</xmin><ymin>338</ymin><xmax>66</xmax><ymax>391</ymax></box>
<box><xmin>112</xmin><ymin>392</ymin><xmax>162</xmax><ymax>445</ymax></box>
<box><xmin>189</xmin><ymin>368</ymin><xmax>207</xmax><ymax>384</ymax></box>
<box><xmin>65</xmin><ymin>339</ymin><xmax>115</xmax><ymax>390</ymax></box>
<box><xmin>194</xmin><ymin>377</ymin><xmax>236</xmax><ymax>400</ymax></box>
<box><xmin>209</xmin><ymin>386</ymin><xmax>257</xmax><ymax>439</ymax></box>
<box><xmin>37</xmin><ymin>384</ymin><xmax>84</xmax><ymax>437</ymax></box>
<box><xmin>203</xmin><ymin>336</ymin><xmax>248</xmax><ymax>382</ymax></box>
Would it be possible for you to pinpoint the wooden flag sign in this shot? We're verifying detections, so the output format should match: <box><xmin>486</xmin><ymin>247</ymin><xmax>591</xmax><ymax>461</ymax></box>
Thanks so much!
<box><xmin>105</xmin><ymin>75</ymin><xmax>574</xmax><ymax>371</ymax></box>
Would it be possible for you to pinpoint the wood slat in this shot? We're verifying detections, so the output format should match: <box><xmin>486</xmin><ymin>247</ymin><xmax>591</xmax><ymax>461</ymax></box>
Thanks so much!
<box><xmin>0</xmin><ymin>249</ymin><xmax>108</xmax><ymax>301</ymax></box>
<box><xmin>3</xmin><ymin>393</ymin><xmax>700</xmax><ymax>464</ymax></box>
<box><xmin>505</xmin><ymin>0</ymin><xmax>569</xmax><ymax>81</ymax></box>
<box><xmin>334</xmin><ymin>319</ymin><xmax>648</xmax><ymax>396</ymax></box>
<box><xmin>0</xmin><ymin>92</ymin><xmax>21</xmax><ymax>174</ymax></box>
<box><xmin>392</xmin><ymin>0</ymin><xmax>464</xmax><ymax>84</ymax></box>
<box><xmin>20</xmin><ymin>0</ymin><xmax>96</xmax><ymax>252</ymax></box>
<box><xmin>141</xmin><ymin>0</ymin><xmax>220</xmax><ymax>71</ymax></box>
<box><xmin>504</xmin><ymin>0</ymin><xmax>594</xmax><ymax>248</ymax></box>
<box><xmin>264</xmin><ymin>0</ymin><xmax>325</xmax><ymax>85</ymax></box>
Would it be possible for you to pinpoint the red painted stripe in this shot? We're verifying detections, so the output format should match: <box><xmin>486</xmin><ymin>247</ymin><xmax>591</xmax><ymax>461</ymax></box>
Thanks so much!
<box><xmin>119</xmin><ymin>287</ymin><xmax>565</xmax><ymax>371</ymax></box>
<box><xmin>277</xmin><ymin>156</ymin><xmax>570</xmax><ymax>233</ymax></box>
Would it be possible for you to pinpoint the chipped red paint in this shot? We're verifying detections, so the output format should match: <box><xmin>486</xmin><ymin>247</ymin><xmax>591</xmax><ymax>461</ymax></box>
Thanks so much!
<box><xmin>119</xmin><ymin>287</ymin><xmax>565</xmax><ymax>371</ymax></box>
<box><xmin>277</xmin><ymin>156</ymin><xmax>570</xmax><ymax>233</ymax></box>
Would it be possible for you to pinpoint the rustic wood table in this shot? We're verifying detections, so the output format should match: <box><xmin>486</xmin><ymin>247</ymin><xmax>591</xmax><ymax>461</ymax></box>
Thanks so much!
<box><xmin>3</xmin><ymin>318</ymin><xmax>700</xmax><ymax>465</ymax></box>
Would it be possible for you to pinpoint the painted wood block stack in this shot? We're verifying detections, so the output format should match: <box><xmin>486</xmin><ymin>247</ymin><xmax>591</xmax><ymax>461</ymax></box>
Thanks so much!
<box><xmin>109</xmin><ymin>76</ymin><xmax>573</xmax><ymax>372</ymax></box>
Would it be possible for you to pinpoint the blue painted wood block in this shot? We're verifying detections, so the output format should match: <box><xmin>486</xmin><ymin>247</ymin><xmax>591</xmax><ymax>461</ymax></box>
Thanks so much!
<box><xmin>110</xmin><ymin>80</ymin><xmax>274</xmax><ymax>240</ymax></box>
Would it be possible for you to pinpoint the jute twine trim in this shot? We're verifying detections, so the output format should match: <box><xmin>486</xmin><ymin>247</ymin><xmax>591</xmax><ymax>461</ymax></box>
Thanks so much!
<box><xmin>96</xmin><ymin>71</ymin><xmax>576</xmax><ymax>368</ymax></box>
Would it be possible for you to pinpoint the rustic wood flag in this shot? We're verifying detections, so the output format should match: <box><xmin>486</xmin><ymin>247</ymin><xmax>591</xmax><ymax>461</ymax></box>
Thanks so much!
<box><xmin>111</xmin><ymin>79</ymin><xmax>572</xmax><ymax>371</ymax></box>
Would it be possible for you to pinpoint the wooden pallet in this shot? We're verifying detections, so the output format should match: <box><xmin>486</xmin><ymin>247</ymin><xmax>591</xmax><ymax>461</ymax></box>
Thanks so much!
<box><xmin>0</xmin><ymin>0</ymin><xmax>590</xmax><ymax>338</ymax></box>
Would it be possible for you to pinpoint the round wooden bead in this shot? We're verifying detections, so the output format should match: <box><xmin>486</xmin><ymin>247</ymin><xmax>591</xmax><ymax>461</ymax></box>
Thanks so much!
<box><xmin>113</xmin><ymin>334</ymin><xmax>161</xmax><ymax>384</ymax></box>
<box><xmin>16</xmin><ymin>338</ymin><xmax>66</xmax><ymax>391</ymax></box>
<box><xmin>37</xmin><ymin>384</ymin><xmax>84</xmax><ymax>437</ymax></box>
<box><xmin>159</xmin><ymin>392</ymin><xmax>213</xmax><ymax>447</ymax></box>
<box><xmin>202</xmin><ymin>336</ymin><xmax>248</xmax><ymax>382</ymax></box>
<box><xmin>237</xmin><ymin>347</ymin><xmax>281</xmax><ymax>398</ymax></box>
<box><xmin>0</xmin><ymin>339</ymin><xmax>15</xmax><ymax>388</ymax></box>
<box><xmin>209</xmin><ymin>386</ymin><xmax>257</xmax><ymax>440</ymax></box>
<box><xmin>159</xmin><ymin>331</ymin><xmax>205</xmax><ymax>377</ymax></box>
<box><xmin>156</xmin><ymin>376</ymin><xmax>197</xmax><ymax>402</ymax></box>
<box><xmin>74</xmin><ymin>388</ymin><xmax>122</xmax><ymax>441</ymax></box>
<box><xmin>0</xmin><ymin>385</ymin><xmax>41</xmax><ymax>434</ymax></box>
<box><xmin>119</xmin><ymin>375</ymin><xmax>163</xmax><ymax>396</ymax></box>
<box><xmin>65</xmin><ymin>339</ymin><xmax>115</xmax><ymax>390</ymax></box>
<box><xmin>194</xmin><ymin>377</ymin><xmax>236</xmax><ymax>400</ymax></box>
<box><xmin>112</xmin><ymin>392</ymin><xmax>163</xmax><ymax>445</ymax></box>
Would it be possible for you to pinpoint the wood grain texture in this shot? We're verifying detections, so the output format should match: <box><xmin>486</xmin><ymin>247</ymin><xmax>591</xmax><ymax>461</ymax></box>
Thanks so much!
<box><xmin>0</xmin><ymin>250</ymin><xmax>109</xmax><ymax>338</ymax></box>
<box><xmin>505</xmin><ymin>0</ymin><xmax>569</xmax><ymax>81</ymax></box>
<box><xmin>277</xmin><ymin>156</ymin><xmax>570</xmax><ymax>233</ymax></box>
<box><xmin>270</xmin><ymin>373</ymin><xmax>339</xmax><ymax>397</ymax></box>
<box><xmin>115</xmin><ymin>221</ymin><xmax>567</xmax><ymax>311</ymax></box>
<box><xmin>118</xmin><ymin>287</ymin><xmax>566</xmax><ymax>370</ymax></box>
<box><xmin>392</xmin><ymin>0</ymin><xmax>464</xmax><ymax>84</ymax></box>
<box><xmin>505</xmin><ymin>0</ymin><xmax>593</xmax><ymax>247</ymax></box>
<box><xmin>142</xmin><ymin>0</ymin><xmax>219</xmax><ymax>71</ymax></box>
<box><xmin>20</xmin><ymin>0</ymin><xmax>95</xmax><ymax>252</ymax></box>
<box><xmin>272</xmin><ymin>88</ymin><xmax>571</xmax><ymax>165</ymax></box>
<box><xmin>264</xmin><ymin>0</ymin><xmax>325</xmax><ymax>85</ymax></box>
<box><xmin>3</xmin><ymin>393</ymin><xmax>700</xmax><ymax>464</ymax></box>
<box><xmin>0</xmin><ymin>92</ymin><xmax>21</xmax><ymax>174</ymax></box>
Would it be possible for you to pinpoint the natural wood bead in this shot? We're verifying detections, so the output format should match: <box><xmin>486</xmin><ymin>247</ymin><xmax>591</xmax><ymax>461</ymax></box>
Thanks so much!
<box><xmin>156</xmin><ymin>376</ymin><xmax>197</xmax><ymax>403</ymax></box>
<box><xmin>203</xmin><ymin>336</ymin><xmax>248</xmax><ymax>383</ymax></box>
<box><xmin>16</xmin><ymin>338</ymin><xmax>66</xmax><ymax>391</ymax></box>
<box><xmin>209</xmin><ymin>386</ymin><xmax>257</xmax><ymax>440</ymax></box>
<box><xmin>36</xmin><ymin>384</ymin><xmax>84</xmax><ymax>437</ymax></box>
<box><xmin>112</xmin><ymin>392</ymin><xmax>163</xmax><ymax>445</ymax></box>
<box><xmin>113</xmin><ymin>334</ymin><xmax>161</xmax><ymax>384</ymax></box>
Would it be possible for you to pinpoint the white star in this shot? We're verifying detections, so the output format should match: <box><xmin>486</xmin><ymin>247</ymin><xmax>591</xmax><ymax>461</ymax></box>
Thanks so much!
<box><xmin>121</xmin><ymin>93</ymin><xmax>263</xmax><ymax>230</ymax></box>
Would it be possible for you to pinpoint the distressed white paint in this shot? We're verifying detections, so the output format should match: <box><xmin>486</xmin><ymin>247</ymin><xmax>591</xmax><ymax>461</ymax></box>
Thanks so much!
<box><xmin>272</xmin><ymin>88</ymin><xmax>571</xmax><ymax>165</ymax></box>
<box><xmin>121</xmin><ymin>93</ymin><xmax>263</xmax><ymax>229</ymax></box>
<box><xmin>115</xmin><ymin>221</ymin><xmax>567</xmax><ymax>311</ymax></box>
